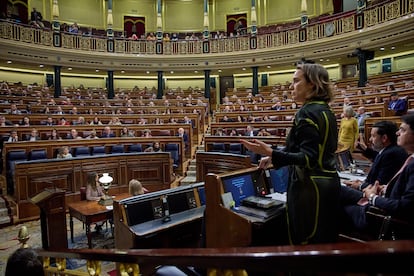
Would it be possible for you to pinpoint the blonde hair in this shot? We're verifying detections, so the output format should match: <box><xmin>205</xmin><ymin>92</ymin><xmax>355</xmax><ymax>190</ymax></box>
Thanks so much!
<box><xmin>129</xmin><ymin>179</ymin><xmax>144</xmax><ymax>196</ymax></box>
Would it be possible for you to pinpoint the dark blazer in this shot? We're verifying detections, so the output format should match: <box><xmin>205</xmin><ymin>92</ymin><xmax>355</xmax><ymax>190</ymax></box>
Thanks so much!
<box><xmin>361</xmin><ymin>144</ymin><xmax>408</xmax><ymax>189</ymax></box>
<box><xmin>388</xmin><ymin>98</ymin><xmax>407</xmax><ymax>115</ymax></box>
<box><xmin>341</xmin><ymin>156</ymin><xmax>414</xmax><ymax>229</ymax></box>
<box><xmin>380</xmin><ymin>156</ymin><xmax>414</xmax><ymax>220</ymax></box>
<box><xmin>100</xmin><ymin>133</ymin><xmax>116</xmax><ymax>138</ymax></box>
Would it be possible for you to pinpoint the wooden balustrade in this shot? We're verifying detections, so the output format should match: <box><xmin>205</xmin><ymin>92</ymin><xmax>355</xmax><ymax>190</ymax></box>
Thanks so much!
<box><xmin>36</xmin><ymin>240</ymin><xmax>414</xmax><ymax>275</ymax></box>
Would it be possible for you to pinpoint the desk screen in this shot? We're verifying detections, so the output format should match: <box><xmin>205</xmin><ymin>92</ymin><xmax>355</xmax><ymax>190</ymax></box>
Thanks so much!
<box><xmin>222</xmin><ymin>173</ymin><xmax>256</xmax><ymax>207</ymax></box>
<box><xmin>168</xmin><ymin>191</ymin><xmax>197</xmax><ymax>215</ymax></box>
<box><xmin>125</xmin><ymin>198</ymin><xmax>162</xmax><ymax>225</ymax></box>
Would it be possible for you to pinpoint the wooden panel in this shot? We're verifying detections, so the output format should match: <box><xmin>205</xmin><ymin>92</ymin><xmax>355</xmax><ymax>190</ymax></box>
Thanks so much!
<box><xmin>14</xmin><ymin>152</ymin><xmax>173</xmax><ymax>220</ymax></box>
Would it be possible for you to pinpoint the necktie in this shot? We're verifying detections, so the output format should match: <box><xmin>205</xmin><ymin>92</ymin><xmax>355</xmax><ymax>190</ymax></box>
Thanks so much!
<box><xmin>383</xmin><ymin>155</ymin><xmax>413</xmax><ymax>196</ymax></box>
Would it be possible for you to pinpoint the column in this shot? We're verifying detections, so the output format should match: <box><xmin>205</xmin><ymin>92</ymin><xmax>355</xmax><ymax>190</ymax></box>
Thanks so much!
<box><xmin>107</xmin><ymin>0</ymin><xmax>114</xmax><ymax>52</ymax></box>
<box><xmin>52</xmin><ymin>0</ymin><xmax>61</xmax><ymax>47</ymax></box>
<box><xmin>204</xmin><ymin>70</ymin><xmax>211</xmax><ymax>99</ymax></box>
<box><xmin>156</xmin><ymin>0</ymin><xmax>163</xmax><ymax>40</ymax></box>
<box><xmin>107</xmin><ymin>70</ymin><xmax>114</xmax><ymax>99</ymax></box>
<box><xmin>54</xmin><ymin>66</ymin><xmax>61</xmax><ymax>98</ymax></box>
<box><xmin>157</xmin><ymin>71</ymin><xmax>164</xmax><ymax>99</ymax></box>
<box><xmin>252</xmin><ymin>66</ymin><xmax>258</xmax><ymax>95</ymax></box>
<box><xmin>251</xmin><ymin>0</ymin><xmax>257</xmax><ymax>36</ymax></box>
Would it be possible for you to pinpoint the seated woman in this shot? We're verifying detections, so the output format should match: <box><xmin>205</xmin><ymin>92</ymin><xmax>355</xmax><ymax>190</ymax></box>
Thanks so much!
<box><xmin>129</xmin><ymin>179</ymin><xmax>148</xmax><ymax>196</ymax></box>
<box><xmin>57</xmin><ymin>146</ymin><xmax>72</xmax><ymax>158</ymax></box>
<box><xmin>86</xmin><ymin>172</ymin><xmax>105</xmax><ymax>232</ymax></box>
<box><xmin>144</xmin><ymin>141</ymin><xmax>161</xmax><ymax>152</ymax></box>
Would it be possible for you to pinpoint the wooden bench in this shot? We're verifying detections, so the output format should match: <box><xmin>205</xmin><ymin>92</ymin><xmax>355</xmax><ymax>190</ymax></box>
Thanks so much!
<box><xmin>2</xmin><ymin>136</ymin><xmax>185</xmax><ymax>178</ymax></box>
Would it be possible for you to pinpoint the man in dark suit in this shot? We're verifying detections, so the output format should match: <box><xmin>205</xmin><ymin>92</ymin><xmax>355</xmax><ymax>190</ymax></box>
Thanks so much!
<box><xmin>388</xmin><ymin>92</ymin><xmax>407</xmax><ymax>116</ymax></box>
<box><xmin>177</xmin><ymin>127</ymin><xmax>189</xmax><ymax>150</ymax></box>
<box><xmin>343</xmin><ymin>120</ymin><xmax>407</xmax><ymax>191</ymax></box>
<box><xmin>340</xmin><ymin>113</ymin><xmax>414</xmax><ymax>234</ymax></box>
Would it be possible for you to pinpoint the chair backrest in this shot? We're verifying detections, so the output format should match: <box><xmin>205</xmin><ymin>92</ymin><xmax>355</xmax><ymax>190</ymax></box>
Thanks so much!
<box><xmin>29</xmin><ymin>149</ymin><xmax>47</xmax><ymax>160</ymax></box>
<box><xmin>91</xmin><ymin>146</ymin><xmax>106</xmax><ymax>155</ymax></box>
<box><xmin>164</xmin><ymin>143</ymin><xmax>179</xmax><ymax>168</ymax></box>
<box><xmin>80</xmin><ymin>186</ymin><xmax>87</xmax><ymax>201</ymax></box>
<box><xmin>73</xmin><ymin>146</ymin><xmax>91</xmax><ymax>157</ymax></box>
<box><xmin>111</xmin><ymin>144</ymin><xmax>125</xmax><ymax>154</ymax></box>
<box><xmin>228</xmin><ymin>143</ymin><xmax>242</xmax><ymax>154</ymax></box>
<box><xmin>128</xmin><ymin>144</ymin><xmax>142</xmax><ymax>153</ymax></box>
<box><xmin>211</xmin><ymin>142</ymin><xmax>225</xmax><ymax>152</ymax></box>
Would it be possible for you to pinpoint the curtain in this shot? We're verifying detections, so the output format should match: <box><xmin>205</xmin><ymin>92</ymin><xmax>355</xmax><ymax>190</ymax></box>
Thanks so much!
<box><xmin>226</xmin><ymin>13</ymin><xmax>247</xmax><ymax>36</ymax></box>
<box><xmin>124</xmin><ymin>16</ymin><xmax>145</xmax><ymax>39</ymax></box>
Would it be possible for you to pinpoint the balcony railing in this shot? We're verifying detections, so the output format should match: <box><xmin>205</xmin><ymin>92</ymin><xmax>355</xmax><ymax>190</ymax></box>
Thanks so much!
<box><xmin>0</xmin><ymin>0</ymin><xmax>412</xmax><ymax>55</ymax></box>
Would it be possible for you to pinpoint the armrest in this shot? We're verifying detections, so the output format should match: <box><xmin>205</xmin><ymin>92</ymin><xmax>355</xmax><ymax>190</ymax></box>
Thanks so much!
<box><xmin>366</xmin><ymin>206</ymin><xmax>414</xmax><ymax>240</ymax></box>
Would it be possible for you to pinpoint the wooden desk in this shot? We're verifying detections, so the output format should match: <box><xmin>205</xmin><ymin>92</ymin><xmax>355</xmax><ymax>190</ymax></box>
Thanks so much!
<box><xmin>68</xmin><ymin>194</ymin><xmax>129</xmax><ymax>248</ymax></box>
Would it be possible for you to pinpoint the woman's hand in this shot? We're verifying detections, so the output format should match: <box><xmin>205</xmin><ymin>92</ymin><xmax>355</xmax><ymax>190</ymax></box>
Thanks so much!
<box><xmin>258</xmin><ymin>156</ymin><xmax>272</xmax><ymax>169</ymax></box>
<box><xmin>240</xmin><ymin>139</ymin><xmax>273</xmax><ymax>157</ymax></box>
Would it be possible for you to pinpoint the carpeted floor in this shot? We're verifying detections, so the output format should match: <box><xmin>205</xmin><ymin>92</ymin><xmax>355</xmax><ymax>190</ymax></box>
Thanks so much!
<box><xmin>0</xmin><ymin>215</ymin><xmax>116</xmax><ymax>276</ymax></box>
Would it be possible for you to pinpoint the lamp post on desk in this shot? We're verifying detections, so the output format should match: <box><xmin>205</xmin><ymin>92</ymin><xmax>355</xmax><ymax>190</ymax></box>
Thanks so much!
<box><xmin>98</xmin><ymin>173</ymin><xmax>113</xmax><ymax>206</ymax></box>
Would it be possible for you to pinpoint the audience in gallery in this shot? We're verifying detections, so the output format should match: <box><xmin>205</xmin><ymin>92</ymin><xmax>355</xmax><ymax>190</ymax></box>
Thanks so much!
<box><xmin>0</xmin><ymin>115</ymin><xmax>13</xmax><ymax>126</ymax></box>
<box><xmin>120</xmin><ymin>126</ymin><xmax>135</xmax><ymax>137</ymax></box>
<box><xmin>57</xmin><ymin>145</ymin><xmax>72</xmax><ymax>158</ymax></box>
<box><xmin>340</xmin><ymin>113</ymin><xmax>414</xmax><ymax>238</ymax></box>
<box><xmin>338</xmin><ymin>106</ymin><xmax>359</xmax><ymax>152</ymax></box>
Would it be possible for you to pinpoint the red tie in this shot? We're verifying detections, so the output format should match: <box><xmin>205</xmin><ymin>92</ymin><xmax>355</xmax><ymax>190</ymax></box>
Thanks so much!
<box><xmin>358</xmin><ymin>155</ymin><xmax>413</xmax><ymax>205</ymax></box>
<box><xmin>383</xmin><ymin>155</ymin><xmax>413</xmax><ymax>195</ymax></box>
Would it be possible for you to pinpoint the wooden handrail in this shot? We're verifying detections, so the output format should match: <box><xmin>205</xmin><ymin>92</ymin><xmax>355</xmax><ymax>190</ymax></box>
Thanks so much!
<box><xmin>37</xmin><ymin>240</ymin><xmax>414</xmax><ymax>274</ymax></box>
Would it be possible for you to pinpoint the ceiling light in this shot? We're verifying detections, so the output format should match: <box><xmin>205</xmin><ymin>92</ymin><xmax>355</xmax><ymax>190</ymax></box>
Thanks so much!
<box><xmin>170</xmin><ymin>71</ymin><xmax>174</xmax><ymax>74</ymax></box>
<box><xmin>242</xmin><ymin>68</ymin><xmax>246</xmax><ymax>71</ymax></box>
<box><xmin>146</xmin><ymin>71</ymin><xmax>150</xmax><ymax>74</ymax></box>
<box><xmin>39</xmin><ymin>64</ymin><xmax>44</xmax><ymax>68</ymax></box>
<box><xmin>121</xmin><ymin>70</ymin><xmax>125</xmax><ymax>73</ymax></box>
<box><xmin>380</xmin><ymin>47</ymin><xmax>385</xmax><ymax>51</ymax></box>
<box><xmin>218</xmin><ymin>69</ymin><xmax>222</xmax><ymax>72</ymax></box>
<box><xmin>319</xmin><ymin>58</ymin><xmax>324</xmax><ymax>61</ymax></box>
<box><xmin>391</xmin><ymin>46</ymin><xmax>395</xmax><ymax>50</ymax></box>
<box><xmin>68</xmin><ymin>67</ymin><xmax>72</xmax><ymax>71</ymax></box>
<box><xmin>95</xmin><ymin>69</ymin><xmax>99</xmax><ymax>72</ymax></box>
<box><xmin>7</xmin><ymin>60</ymin><xmax>12</xmax><ymax>64</ymax></box>
<box><xmin>266</xmin><ymin>65</ymin><xmax>271</xmax><ymax>69</ymax></box>
<box><xmin>194</xmin><ymin>70</ymin><xmax>198</xmax><ymax>73</ymax></box>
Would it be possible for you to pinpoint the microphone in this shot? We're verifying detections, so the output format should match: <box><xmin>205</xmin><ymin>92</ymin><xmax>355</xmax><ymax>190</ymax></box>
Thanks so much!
<box><xmin>162</xmin><ymin>196</ymin><xmax>171</xmax><ymax>223</ymax></box>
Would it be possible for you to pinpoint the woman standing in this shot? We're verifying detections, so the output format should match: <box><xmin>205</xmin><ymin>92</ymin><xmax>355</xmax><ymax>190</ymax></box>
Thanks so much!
<box><xmin>241</xmin><ymin>63</ymin><xmax>340</xmax><ymax>245</ymax></box>
<box><xmin>338</xmin><ymin>106</ymin><xmax>359</xmax><ymax>152</ymax></box>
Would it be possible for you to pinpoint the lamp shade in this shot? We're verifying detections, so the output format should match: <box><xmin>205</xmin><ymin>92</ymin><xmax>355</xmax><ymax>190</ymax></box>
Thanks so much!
<box><xmin>99</xmin><ymin>173</ymin><xmax>113</xmax><ymax>184</ymax></box>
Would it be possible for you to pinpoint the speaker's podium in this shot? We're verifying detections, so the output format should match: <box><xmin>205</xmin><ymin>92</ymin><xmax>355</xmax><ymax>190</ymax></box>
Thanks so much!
<box><xmin>30</xmin><ymin>188</ymin><xmax>68</xmax><ymax>249</ymax></box>
<box><xmin>205</xmin><ymin>167</ymin><xmax>288</xmax><ymax>248</ymax></box>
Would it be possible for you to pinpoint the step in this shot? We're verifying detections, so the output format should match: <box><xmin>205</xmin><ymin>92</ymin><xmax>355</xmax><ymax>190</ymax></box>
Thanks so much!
<box><xmin>186</xmin><ymin>170</ymin><xmax>196</xmax><ymax>177</ymax></box>
<box><xmin>188</xmin><ymin>164</ymin><xmax>196</xmax><ymax>171</ymax></box>
<box><xmin>180</xmin><ymin>176</ymin><xmax>197</xmax><ymax>186</ymax></box>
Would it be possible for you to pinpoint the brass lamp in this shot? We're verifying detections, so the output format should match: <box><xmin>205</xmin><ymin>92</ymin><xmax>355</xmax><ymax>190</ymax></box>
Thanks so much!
<box><xmin>98</xmin><ymin>173</ymin><xmax>113</xmax><ymax>206</ymax></box>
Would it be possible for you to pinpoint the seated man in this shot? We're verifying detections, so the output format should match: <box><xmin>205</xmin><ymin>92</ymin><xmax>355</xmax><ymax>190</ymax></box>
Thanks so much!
<box><xmin>388</xmin><ymin>92</ymin><xmax>407</xmax><ymax>116</ymax></box>
<box><xmin>340</xmin><ymin>113</ymin><xmax>414</xmax><ymax>237</ymax></box>
<box><xmin>344</xmin><ymin>120</ymin><xmax>407</xmax><ymax>191</ymax></box>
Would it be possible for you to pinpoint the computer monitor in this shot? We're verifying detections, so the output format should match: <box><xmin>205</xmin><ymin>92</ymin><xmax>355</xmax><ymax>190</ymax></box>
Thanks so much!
<box><xmin>336</xmin><ymin>149</ymin><xmax>353</xmax><ymax>171</ymax></box>
<box><xmin>124</xmin><ymin>198</ymin><xmax>162</xmax><ymax>225</ymax></box>
<box><xmin>269</xmin><ymin>166</ymin><xmax>289</xmax><ymax>193</ymax></box>
<box><xmin>167</xmin><ymin>190</ymin><xmax>197</xmax><ymax>215</ymax></box>
<box><xmin>222</xmin><ymin>172</ymin><xmax>256</xmax><ymax>207</ymax></box>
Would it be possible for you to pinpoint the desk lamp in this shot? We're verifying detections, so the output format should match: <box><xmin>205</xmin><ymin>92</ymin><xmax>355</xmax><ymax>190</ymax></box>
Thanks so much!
<box><xmin>98</xmin><ymin>173</ymin><xmax>113</xmax><ymax>206</ymax></box>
